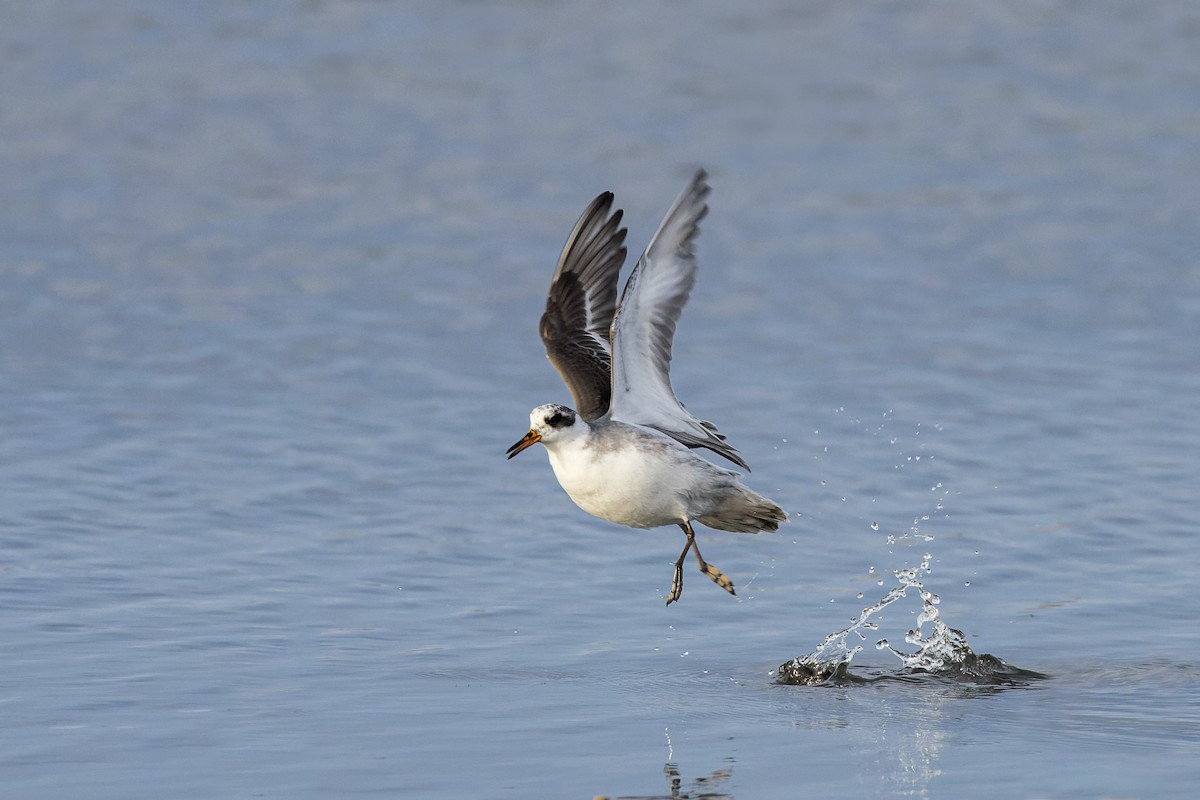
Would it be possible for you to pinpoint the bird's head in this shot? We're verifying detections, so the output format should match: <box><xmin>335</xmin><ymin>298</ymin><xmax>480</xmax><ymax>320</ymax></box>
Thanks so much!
<box><xmin>506</xmin><ymin>403</ymin><xmax>579</xmax><ymax>458</ymax></box>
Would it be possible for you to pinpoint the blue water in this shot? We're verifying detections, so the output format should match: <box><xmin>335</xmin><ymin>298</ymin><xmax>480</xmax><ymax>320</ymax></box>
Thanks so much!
<box><xmin>2</xmin><ymin>2</ymin><xmax>1198</xmax><ymax>797</ymax></box>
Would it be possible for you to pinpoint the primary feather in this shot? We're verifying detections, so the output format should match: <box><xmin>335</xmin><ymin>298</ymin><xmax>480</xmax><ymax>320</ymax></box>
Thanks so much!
<box><xmin>539</xmin><ymin>191</ymin><xmax>627</xmax><ymax>421</ymax></box>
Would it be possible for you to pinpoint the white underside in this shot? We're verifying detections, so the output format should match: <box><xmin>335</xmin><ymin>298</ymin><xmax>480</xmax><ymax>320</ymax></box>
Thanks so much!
<box><xmin>543</xmin><ymin>425</ymin><xmax>728</xmax><ymax>529</ymax></box>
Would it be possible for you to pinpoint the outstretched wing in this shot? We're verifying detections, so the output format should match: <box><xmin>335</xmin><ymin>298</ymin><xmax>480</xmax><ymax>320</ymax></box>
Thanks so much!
<box><xmin>539</xmin><ymin>190</ymin><xmax>628</xmax><ymax>421</ymax></box>
<box><xmin>607</xmin><ymin>169</ymin><xmax>749</xmax><ymax>470</ymax></box>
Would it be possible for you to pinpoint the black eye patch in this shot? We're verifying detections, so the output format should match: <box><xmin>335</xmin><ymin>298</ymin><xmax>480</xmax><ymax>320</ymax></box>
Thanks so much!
<box><xmin>546</xmin><ymin>412</ymin><xmax>564</xmax><ymax>426</ymax></box>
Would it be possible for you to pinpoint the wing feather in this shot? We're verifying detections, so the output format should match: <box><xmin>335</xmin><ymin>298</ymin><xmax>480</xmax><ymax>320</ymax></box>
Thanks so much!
<box><xmin>608</xmin><ymin>170</ymin><xmax>749</xmax><ymax>470</ymax></box>
<box><xmin>538</xmin><ymin>191</ymin><xmax>628</xmax><ymax>421</ymax></box>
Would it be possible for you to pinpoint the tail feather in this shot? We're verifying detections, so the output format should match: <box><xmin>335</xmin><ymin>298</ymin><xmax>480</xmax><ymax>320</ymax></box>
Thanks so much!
<box><xmin>696</xmin><ymin>485</ymin><xmax>787</xmax><ymax>533</ymax></box>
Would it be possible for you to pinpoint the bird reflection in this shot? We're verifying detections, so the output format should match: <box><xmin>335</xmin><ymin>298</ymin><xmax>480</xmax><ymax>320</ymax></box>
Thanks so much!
<box><xmin>594</xmin><ymin>760</ymin><xmax>734</xmax><ymax>800</ymax></box>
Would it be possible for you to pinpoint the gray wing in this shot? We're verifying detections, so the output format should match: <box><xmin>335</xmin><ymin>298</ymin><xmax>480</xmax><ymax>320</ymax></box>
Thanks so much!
<box><xmin>539</xmin><ymin>190</ymin><xmax>628</xmax><ymax>421</ymax></box>
<box><xmin>608</xmin><ymin>169</ymin><xmax>749</xmax><ymax>470</ymax></box>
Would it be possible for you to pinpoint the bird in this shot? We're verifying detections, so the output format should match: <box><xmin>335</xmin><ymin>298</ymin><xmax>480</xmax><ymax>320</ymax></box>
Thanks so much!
<box><xmin>506</xmin><ymin>169</ymin><xmax>787</xmax><ymax>605</ymax></box>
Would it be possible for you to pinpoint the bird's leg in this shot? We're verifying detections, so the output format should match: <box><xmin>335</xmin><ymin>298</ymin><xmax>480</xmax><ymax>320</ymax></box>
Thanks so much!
<box><xmin>667</xmin><ymin>521</ymin><xmax>736</xmax><ymax>605</ymax></box>
<box><xmin>667</xmin><ymin>524</ymin><xmax>695</xmax><ymax>606</ymax></box>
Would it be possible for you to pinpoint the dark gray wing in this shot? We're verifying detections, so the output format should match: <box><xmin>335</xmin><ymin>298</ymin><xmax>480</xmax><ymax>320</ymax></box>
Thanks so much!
<box><xmin>538</xmin><ymin>190</ymin><xmax>628</xmax><ymax>421</ymax></box>
<box><xmin>608</xmin><ymin>170</ymin><xmax>749</xmax><ymax>470</ymax></box>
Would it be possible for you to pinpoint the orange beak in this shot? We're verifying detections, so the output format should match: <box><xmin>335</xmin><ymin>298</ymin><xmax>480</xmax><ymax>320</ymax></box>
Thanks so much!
<box><xmin>506</xmin><ymin>429</ymin><xmax>541</xmax><ymax>459</ymax></box>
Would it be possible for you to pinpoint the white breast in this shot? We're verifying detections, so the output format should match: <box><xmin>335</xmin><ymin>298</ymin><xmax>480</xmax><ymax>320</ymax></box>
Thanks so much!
<box><xmin>544</xmin><ymin>426</ymin><xmax>697</xmax><ymax>529</ymax></box>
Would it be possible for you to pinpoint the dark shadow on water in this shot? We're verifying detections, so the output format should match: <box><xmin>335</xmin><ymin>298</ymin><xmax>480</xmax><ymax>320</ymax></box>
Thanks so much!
<box><xmin>776</xmin><ymin>651</ymin><xmax>1048</xmax><ymax>691</ymax></box>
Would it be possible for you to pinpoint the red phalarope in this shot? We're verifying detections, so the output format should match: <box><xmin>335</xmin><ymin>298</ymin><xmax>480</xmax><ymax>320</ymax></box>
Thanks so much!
<box><xmin>507</xmin><ymin>170</ymin><xmax>787</xmax><ymax>605</ymax></box>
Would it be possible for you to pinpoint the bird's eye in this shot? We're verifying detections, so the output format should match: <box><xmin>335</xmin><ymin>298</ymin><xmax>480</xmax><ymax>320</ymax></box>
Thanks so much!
<box><xmin>547</xmin><ymin>412</ymin><xmax>563</xmax><ymax>426</ymax></box>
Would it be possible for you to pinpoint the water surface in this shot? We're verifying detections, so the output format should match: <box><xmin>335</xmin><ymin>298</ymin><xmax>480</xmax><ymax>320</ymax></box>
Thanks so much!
<box><xmin>2</xmin><ymin>2</ymin><xmax>1198</xmax><ymax>797</ymax></box>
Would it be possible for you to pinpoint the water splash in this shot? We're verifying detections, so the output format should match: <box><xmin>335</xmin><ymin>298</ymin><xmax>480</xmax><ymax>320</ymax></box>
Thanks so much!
<box><xmin>777</xmin><ymin>555</ymin><xmax>1041</xmax><ymax>686</ymax></box>
<box><xmin>776</xmin><ymin>582</ymin><xmax>910</xmax><ymax>684</ymax></box>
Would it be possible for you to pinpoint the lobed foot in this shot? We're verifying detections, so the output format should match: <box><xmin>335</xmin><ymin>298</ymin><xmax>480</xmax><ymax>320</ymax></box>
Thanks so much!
<box><xmin>700</xmin><ymin>562</ymin><xmax>736</xmax><ymax>596</ymax></box>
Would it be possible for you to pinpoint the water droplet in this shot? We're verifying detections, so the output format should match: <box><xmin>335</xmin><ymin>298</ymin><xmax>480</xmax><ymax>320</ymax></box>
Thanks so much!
<box><xmin>964</xmin><ymin>581</ymin><xmax>971</xmax><ymax>587</ymax></box>
<box><xmin>870</xmin><ymin>521</ymin><xmax>880</xmax><ymax>531</ymax></box>
<box><xmin>820</xmin><ymin>480</ymin><xmax>827</xmax><ymax>486</ymax></box>
<box><xmin>856</xmin><ymin>592</ymin><xmax>864</xmax><ymax>599</ymax></box>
